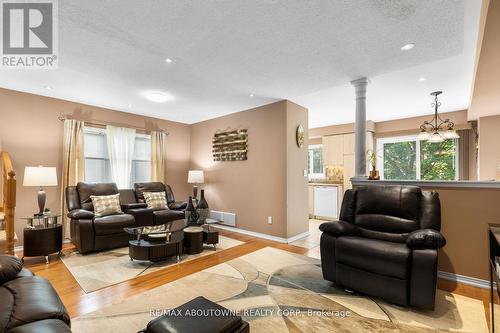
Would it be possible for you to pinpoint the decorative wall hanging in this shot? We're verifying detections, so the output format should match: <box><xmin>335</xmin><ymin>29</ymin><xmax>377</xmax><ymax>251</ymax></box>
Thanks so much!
<box><xmin>213</xmin><ymin>129</ymin><xmax>248</xmax><ymax>161</ymax></box>
<box><xmin>296</xmin><ymin>124</ymin><xmax>305</xmax><ymax>147</ymax></box>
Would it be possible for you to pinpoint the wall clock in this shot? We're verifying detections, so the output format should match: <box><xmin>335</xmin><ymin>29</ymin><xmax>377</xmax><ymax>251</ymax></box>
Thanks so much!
<box><xmin>296</xmin><ymin>124</ymin><xmax>305</xmax><ymax>148</ymax></box>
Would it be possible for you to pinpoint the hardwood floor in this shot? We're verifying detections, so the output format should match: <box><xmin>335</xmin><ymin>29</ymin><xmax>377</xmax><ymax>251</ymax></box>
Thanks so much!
<box><xmin>21</xmin><ymin>228</ymin><xmax>492</xmax><ymax>329</ymax></box>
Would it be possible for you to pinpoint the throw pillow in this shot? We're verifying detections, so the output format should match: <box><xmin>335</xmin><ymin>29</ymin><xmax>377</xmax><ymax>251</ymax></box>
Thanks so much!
<box><xmin>90</xmin><ymin>193</ymin><xmax>123</xmax><ymax>217</ymax></box>
<box><xmin>143</xmin><ymin>191</ymin><xmax>168</xmax><ymax>210</ymax></box>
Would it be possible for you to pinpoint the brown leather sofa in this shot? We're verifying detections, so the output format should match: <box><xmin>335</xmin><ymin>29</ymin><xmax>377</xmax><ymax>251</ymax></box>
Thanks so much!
<box><xmin>0</xmin><ymin>255</ymin><xmax>71</xmax><ymax>332</ymax></box>
<box><xmin>66</xmin><ymin>182</ymin><xmax>186</xmax><ymax>254</ymax></box>
<box><xmin>319</xmin><ymin>185</ymin><xmax>446</xmax><ymax>310</ymax></box>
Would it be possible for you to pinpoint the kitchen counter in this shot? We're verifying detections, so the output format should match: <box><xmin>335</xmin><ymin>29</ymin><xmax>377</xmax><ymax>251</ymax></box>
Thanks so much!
<box><xmin>308</xmin><ymin>181</ymin><xmax>343</xmax><ymax>186</ymax></box>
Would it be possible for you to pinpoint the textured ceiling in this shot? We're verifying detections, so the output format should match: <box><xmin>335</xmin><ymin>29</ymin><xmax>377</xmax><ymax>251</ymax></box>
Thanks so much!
<box><xmin>0</xmin><ymin>0</ymin><xmax>481</xmax><ymax>126</ymax></box>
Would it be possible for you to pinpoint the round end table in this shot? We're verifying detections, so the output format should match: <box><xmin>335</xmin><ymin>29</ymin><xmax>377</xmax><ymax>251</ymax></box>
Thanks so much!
<box><xmin>184</xmin><ymin>226</ymin><xmax>204</xmax><ymax>254</ymax></box>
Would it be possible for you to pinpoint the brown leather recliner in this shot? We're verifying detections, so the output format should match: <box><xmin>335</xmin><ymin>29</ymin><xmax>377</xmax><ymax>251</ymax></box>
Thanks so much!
<box><xmin>67</xmin><ymin>182</ymin><xmax>136</xmax><ymax>254</ymax></box>
<box><xmin>319</xmin><ymin>185</ymin><xmax>446</xmax><ymax>310</ymax></box>
<box><xmin>0</xmin><ymin>255</ymin><xmax>71</xmax><ymax>332</ymax></box>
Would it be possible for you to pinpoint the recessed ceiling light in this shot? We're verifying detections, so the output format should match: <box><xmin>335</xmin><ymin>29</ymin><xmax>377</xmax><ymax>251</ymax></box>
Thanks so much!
<box><xmin>164</xmin><ymin>58</ymin><xmax>172</xmax><ymax>63</ymax></box>
<box><xmin>418</xmin><ymin>77</ymin><xmax>426</xmax><ymax>82</ymax></box>
<box><xmin>144</xmin><ymin>91</ymin><xmax>170</xmax><ymax>103</ymax></box>
<box><xmin>44</xmin><ymin>85</ymin><xmax>53</xmax><ymax>90</ymax></box>
<box><xmin>249</xmin><ymin>93</ymin><xmax>255</xmax><ymax>97</ymax></box>
<box><xmin>401</xmin><ymin>43</ymin><xmax>415</xmax><ymax>51</ymax></box>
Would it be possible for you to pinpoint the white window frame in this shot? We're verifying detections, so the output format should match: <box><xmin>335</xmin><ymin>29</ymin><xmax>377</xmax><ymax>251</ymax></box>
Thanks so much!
<box><xmin>377</xmin><ymin>135</ymin><xmax>459</xmax><ymax>181</ymax></box>
<box><xmin>308</xmin><ymin>144</ymin><xmax>324</xmax><ymax>179</ymax></box>
<box><xmin>83</xmin><ymin>126</ymin><xmax>152</xmax><ymax>187</ymax></box>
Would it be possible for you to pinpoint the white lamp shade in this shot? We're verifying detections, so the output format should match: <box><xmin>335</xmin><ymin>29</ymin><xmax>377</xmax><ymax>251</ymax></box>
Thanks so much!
<box><xmin>428</xmin><ymin>132</ymin><xmax>445</xmax><ymax>143</ymax></box>
<box><xmin>441</xmin><ymin>129</ymin><xmax>460</xmax><ymax>139</ymax></box>
<box><xmin>23</xmin><ymin>166</ymin><xmax>58</xmax><ymax>187</ymax></box>
<box><xmin>417</xmin><ymin>130</ymin><xmax>431</xmax><ymax>141</ymax></box>
<box><xmin>188</xmin><ymin>170</ymin><xmax>204</xmax><ymax>184</ymax></box>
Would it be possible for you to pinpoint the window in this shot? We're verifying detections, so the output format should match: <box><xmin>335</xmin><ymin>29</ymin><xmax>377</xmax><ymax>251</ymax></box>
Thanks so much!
<box><xmin>377</xmin><ymin>135</ymin><xmax>458</xmax><ymax>181</ymax></box>
<box><xmin>308</xmin><ymin>144</ymin><xmax>324</xmax><ymax>178</ymax></box>
<box><xmin>84</xmin><ymin>127</ymin><xmax>151</xmax><ymax>188</ymax></box>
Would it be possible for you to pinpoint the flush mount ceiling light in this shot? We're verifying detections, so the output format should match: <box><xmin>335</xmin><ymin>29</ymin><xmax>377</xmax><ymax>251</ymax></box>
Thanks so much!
<box><xmin>249</xmin><ymin>93</ymin><xmax>255</xmax><ymax>97</ymax></box>
<box><xmin>401</xmin><ymin>43</ymin><xmax>415</xmax><ymax>51</ymax></box>
<box><xmin>417</xmin><ymin>91</ymin><xmax>459</xmax><ymax>143</ymax></box>
<box><xmin>418</xmin><ymin>77</ymin><xmax>426</xmax><ymax>82</ymax></box>
<box><xmin>44</xmin><ymin>85</ymin><xmax>53</xmax><ymax>90</ymax></box>
<box><xmin>164</xmin><ymin>58</ymin><xmax>172</xmax><ymax>63</ymax></box>
<box><xmin>144</xmin><ymin>91</ymin><xmax>170</xmax><ymax>103</ymax></box>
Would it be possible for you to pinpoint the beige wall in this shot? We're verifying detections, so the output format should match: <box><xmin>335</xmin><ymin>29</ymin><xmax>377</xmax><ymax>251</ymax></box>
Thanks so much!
<box><xmin>469</xmin><ymin>0</ymin><xmax>500</xmax><ymax>120</ymax></box>
<box><xmin>478</xmin><ymin>114</ymin><xmax>500</xmax><ymax>180</ymax></box>
<box><xmin>0</xmin><ymin>88</ymin><xmax>192</xmax><ymax>244</ymax></box>
<box><xmin>285</xmin><ymin>101</ymin><xmax>309</xmax><ymax>238</ymax></box>
<box><xmin>190</xmin><ymin>100</ymin><xmax>308</xmax><ymax>239</ymax></box>
<box><xmin>419</xmin><ymin>186</ymin><xmax>500</xmax><ymax>280</ymax></box>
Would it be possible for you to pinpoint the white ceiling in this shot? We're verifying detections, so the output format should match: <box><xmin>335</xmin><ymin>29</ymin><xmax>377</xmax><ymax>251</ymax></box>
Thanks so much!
<box><xmin>0</xmin><ymin>0</ymin><xmax>482</xmax><ymax>127</ymax></box>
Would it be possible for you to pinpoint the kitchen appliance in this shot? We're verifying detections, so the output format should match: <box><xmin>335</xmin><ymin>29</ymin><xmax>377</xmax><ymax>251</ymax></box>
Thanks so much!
<box><xmin>314</xmin><ymin>186</ymin><xmax>339</xmax><ymax>220</ymax></box>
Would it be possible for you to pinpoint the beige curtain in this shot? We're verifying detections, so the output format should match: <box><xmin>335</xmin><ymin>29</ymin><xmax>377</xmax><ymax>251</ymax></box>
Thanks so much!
<box><xmin>61</xmin><ymin>119</ymin><xmax>85</xmax><ymax>239</ymax></box>
<box><xmin>151</xmin><ymin>131</ymin><xmax>168</xmax><ymax>183</ymax></box>
<box><xmin>457</xmin><ymin>128</ymin><xmax>477</xmax><ymax>180</ymax></box>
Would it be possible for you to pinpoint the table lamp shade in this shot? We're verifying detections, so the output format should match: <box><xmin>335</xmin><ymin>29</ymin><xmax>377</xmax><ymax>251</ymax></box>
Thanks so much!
<box><xmin>23</xmin><ymin>166</ymin><xmax>58</xmax><ymax>187</ymax></box>
<box><xmin>188</xmin><ymin>170</ymin><xmax>204</xmax><ymax>184</ymax></box>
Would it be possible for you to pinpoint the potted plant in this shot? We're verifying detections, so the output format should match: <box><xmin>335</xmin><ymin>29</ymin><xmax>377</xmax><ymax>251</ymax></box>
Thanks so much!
<box><xmin>367</xmin><ymin>150</ymin><xmax>380</xmax><ymax>180</ymax></box>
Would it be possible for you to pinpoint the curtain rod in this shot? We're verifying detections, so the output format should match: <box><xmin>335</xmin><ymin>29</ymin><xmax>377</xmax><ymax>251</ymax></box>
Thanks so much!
<box><xmin>57</xmin><ymin>114</ymin><xmax>169</xmax><ymax>135</ymax></box>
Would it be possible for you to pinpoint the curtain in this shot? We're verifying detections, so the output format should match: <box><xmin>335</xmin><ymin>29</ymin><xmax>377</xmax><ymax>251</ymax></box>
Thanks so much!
<box><xmin>151</xmin><ymin>131</ymin><xmax>168</xmax><ymax>183</ymax></box>
<box><xmin>61</xmin><ymin>119</ymin><xmax>85</xmax><ymax>239</ymax></box>
<box><xmin>458</xmin><ymin>128</ymin><xmax>476</xmax><ymax>180</ymax></box>
<box><xmin>106</xmin><ymin>125</ymin><xmax>136</xmax><ymax>188</ymax></box>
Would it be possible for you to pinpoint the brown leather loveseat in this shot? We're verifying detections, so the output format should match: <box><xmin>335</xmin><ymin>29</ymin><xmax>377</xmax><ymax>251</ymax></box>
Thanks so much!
<box><xmin>66</xmin><ymin>182</ymin><xmax>186</xmax><ymax>254</ymax></box>
<box><xmin>0</xmin><ymin>255</ymin><xmax>71</xmax><ymax>332</ymax></box>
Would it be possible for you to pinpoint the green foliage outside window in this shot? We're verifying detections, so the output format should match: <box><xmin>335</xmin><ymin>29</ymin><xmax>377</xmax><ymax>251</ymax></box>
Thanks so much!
<box><xmin>383</xmin><ymin>141</ymin><xmax>417</xmax><ymax>180</ymax></box>
<box><xmin>383</xmin><ymin>138</ymin><xmax>457</xmax><ymax>180</ymax></box>
<box><xmin>420</xmin><ymin>139</ymin><xmax>456</xmax><ymax>180</ymax></box>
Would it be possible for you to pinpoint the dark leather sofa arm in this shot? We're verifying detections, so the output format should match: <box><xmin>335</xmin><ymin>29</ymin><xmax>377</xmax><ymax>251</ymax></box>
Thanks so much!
<box><xmin>67</xmin><ymin>209</ymin><xmax>94</xmax><ymax>219</ymax></box>
<box><xmin>169</xmin><ymin>201</ymin><xmax>187</xmax><ymax>210</ymax></box>
<box><xmin>121</xmin><ymin>203</ymin><xmax>148</xmax><ymax>210</ymax></box>
<box><xmin>319</xmin><ymin>221</ymin><xmax>359</xmax><ymax>237</ymax></box>
<box><xmin>0</xmin><ymin>255</ymin><xmax>24</xmax><ymax>284</ymax></box>
<box><xmin>406</xmin><ymin>229</ymin><xmax>446</xmax><ymax>249</ymax></box>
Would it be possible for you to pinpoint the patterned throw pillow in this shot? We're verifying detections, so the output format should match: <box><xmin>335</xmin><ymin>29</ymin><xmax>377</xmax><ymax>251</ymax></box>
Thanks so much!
<box><xmin>90</xmin><ymin>193</ymin><xmax>123</xmax><ymax>217</ymax></box>
<box><xmin>143</xmin><ymin>191</ymin><xmax>168</xmax><ymax>210</ymax></box>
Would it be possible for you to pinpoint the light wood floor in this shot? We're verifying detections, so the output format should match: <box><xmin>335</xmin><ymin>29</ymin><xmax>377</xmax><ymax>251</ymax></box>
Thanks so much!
<box><xmin>20</xmin><ymin>227</ymin><xmax>491</xmax><ymax>329</ymax></box>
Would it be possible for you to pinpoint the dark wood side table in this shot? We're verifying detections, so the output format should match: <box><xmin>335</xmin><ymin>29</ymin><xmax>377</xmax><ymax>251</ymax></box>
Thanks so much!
<box><xmin>22</xmin><ymin>215</ymin><xmax>63</xmax><ymax>264</ymax></box>
<box><xmin>184</xmin><ymin>227</ymin><xmax>204</xmax><ymax>254</ymax></box>
<box><xmin>489</xmin><ymin>223</ymin><xmax>500</xmax><ymax>333</ymax></box>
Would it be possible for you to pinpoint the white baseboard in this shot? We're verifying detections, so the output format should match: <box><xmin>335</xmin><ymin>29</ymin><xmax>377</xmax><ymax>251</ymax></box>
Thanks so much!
<box><xmin>438</xmin><ymin>270</ymin><xmax>490</xmax><ymax>289</ymax></box>
<box><xmin>213</xmin><ymin>224</ymin><xmax>309</xmax><ymax>244</ymax></box>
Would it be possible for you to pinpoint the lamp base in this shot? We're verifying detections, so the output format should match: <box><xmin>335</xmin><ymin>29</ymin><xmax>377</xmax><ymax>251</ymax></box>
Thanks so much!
<box><xmin>192</xmin><ymin>185</ymin><xmax>198</xmax><ymax>200</ymax></box>
<box><xmin>37</xmin><ymin>187</ymin><xmax>46</xmax><ymax>215</ymax></box>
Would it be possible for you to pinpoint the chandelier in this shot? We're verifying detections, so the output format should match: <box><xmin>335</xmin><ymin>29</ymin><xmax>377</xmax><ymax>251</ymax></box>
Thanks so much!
<box><xmin>417</xmin><ymin>91</ymin><xmax>459</xmax><ymax>143</ymax></box>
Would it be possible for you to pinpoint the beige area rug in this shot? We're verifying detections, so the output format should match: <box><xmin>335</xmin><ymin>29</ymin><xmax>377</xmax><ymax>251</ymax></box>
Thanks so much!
<box><xmin>72</xmin><ymin>247</ymin><xmax>488</xmax><ymax>333</ymax></box>
<box><xmin>61</xmin><ymin>236</ymin><xmax>243</xmax><ymax>293</ymax></box>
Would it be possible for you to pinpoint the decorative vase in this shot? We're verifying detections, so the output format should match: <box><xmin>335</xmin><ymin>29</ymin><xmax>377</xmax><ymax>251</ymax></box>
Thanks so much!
<box><xmin>185</xmin><ymin>196</ymin><xmax>199</xmax><ymax>226</ymax></box>
<box><xmin>369</xmin><ymin>168</ymin><xmax>380</xmax><ymax>180</ymax></box>
<box><xmin>196</xmin><ymin>190</ymin><xmax>209</xmax><ymax>225</ymax></box>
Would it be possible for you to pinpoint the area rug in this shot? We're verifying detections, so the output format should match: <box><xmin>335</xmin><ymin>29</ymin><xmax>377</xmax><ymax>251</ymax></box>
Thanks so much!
<box><xmin>71</xmin><ymin>247</ymin><xmax>488</xmax><ymax>332</ymax></box>
<box><xmin>61</xmin><ymin>236</ymin><xmax>243</xmax><ymax>293</ymax></box>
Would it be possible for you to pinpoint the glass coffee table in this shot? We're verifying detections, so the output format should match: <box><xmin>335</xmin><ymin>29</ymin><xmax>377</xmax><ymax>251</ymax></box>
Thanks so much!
<box><xmin>124</xmin><ymin>221</ymin><xmax>185</xmax><ymax>263</ymax></box>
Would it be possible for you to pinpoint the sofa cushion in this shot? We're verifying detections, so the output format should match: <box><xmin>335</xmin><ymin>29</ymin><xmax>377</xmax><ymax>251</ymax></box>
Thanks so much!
<box><xmin>1</xmin><ymin>277</ymin><xmax>70</xmax><ymax>330</ymax></box>
<box><xmin>354</xmin><ymin>185</ymin><xmax>422</xmax><ymax>234</ymax></box>
<box><xmin>8</xmin><ymin>319</ymin><xmax>72</xmax><ymax>333</ymax></box>
<box><xmin>94</xmin><ymin>214</ymin><xmax>135</xmax><ymax>235</ymax></box>
<box><xmin>77</xmin><ymin>182</ymin><xmax>119</xmax><ymax>210</ymax></box>
<box><xmin>336</xmin><ymin>236</ymin><xmax>410</xmax><ymax>279</ymax></box>
<box><xmin>153</xmin><ymin>210</ymin><xmax>185</xmax><ymax>225</ymax></box>
<box><xmin>91</xmin><ymin>193</ymin><xmax>123</xmax><ymax>217</ymax></box>
<box><xmin>0</xmin><ymin>255</ymin><xmax>23</xmax><ymax>284</ymax></box>
<box><xmin>134</xmin><ymin>182</ymin><xmax>166</xmax><ymax>202</ymax></box>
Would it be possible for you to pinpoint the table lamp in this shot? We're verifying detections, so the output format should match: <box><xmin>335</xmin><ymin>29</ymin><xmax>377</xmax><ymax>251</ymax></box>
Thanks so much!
<box><xmin>187</xmin><ymin>170</ymin><xmax>204</xmax><ymax>199</ymax></box>
<box><xmin>23</xmin><ymin>166</ymin><xmax>58</xmax><ymax>215</ymax></box>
